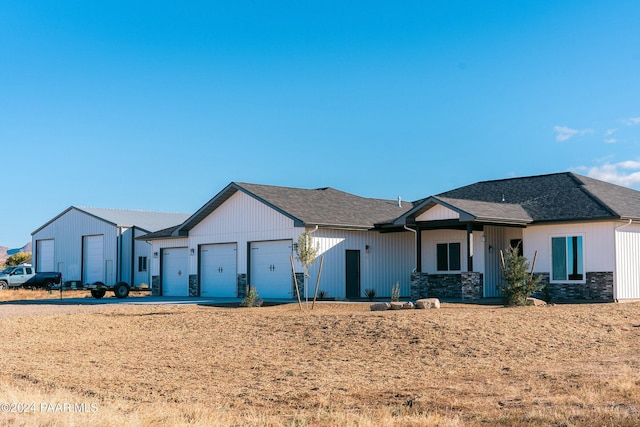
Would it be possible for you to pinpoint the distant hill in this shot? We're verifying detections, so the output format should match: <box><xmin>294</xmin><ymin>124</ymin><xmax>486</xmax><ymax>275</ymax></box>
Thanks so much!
<box><xmin>0</xmin><ymin>242</ymin><xmax>32</xmax><ymax>265</ymax></box>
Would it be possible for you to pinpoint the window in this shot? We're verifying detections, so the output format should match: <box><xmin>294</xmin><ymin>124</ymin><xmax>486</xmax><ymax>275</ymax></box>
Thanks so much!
<box><xmin>436</xmin><ymin>242</ymin><xmax>461</xmax><ymax>271</ymax></box>
<box><xmin>551</xmin><ymin>236</ymin><xmax>584</xmax><ymax>282</ymax></box>
<box><xmin>138</xmin><ymin>256</ymin><xmax>148</xmax><ymax>272</ymax></box>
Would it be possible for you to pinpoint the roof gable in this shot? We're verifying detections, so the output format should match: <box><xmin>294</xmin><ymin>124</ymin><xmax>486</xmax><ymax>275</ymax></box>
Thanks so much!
<box><xmin>174</xmin><ymin>182</ymin><xmax>414</xmax><ymax>236</ymax></box>
<box><xmin>32</xmin><ymin>207</ymin><xmax>191</xmax><ymax>236</ymax></box>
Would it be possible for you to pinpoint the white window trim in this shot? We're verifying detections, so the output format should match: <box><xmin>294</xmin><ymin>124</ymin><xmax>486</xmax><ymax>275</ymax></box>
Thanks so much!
<box><xmin>549</xmin><ymin>233</ymin><xmax>586</xmax><ymax>284</ymax></box>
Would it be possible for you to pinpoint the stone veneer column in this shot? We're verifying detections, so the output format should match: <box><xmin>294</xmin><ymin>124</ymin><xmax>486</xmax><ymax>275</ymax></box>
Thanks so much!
<box><xmin>151</xmin><ymin>275</ymin><xmax>160</xmax><ymax>296</ymax></box>
<box><xmin>461</xmin><ymin>272</ymin><xmax>483</xmax><ymax>301</ymax></box>
<box><xmin>410</xmin><ymin>271</ymin><xmax>429</xmax><ymax>300</ymax></box>
<box><xmin>237</xmin><ymin>274</ymin><xmax>247</xmax><ymax>298</ymax></box>
<box><xmin>189</xmin><ymin>275</ymin><xmax>198</xmax><ymax>297</ymax></box>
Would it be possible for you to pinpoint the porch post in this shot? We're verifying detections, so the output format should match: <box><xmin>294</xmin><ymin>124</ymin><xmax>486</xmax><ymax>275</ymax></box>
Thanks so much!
<box><xmin>416</xmin><ymin>227</ymin><xmax>422</xmax><ymax>273</ymax></box>
<box><xmin>466</xmin><ymin>223</ymin><xmax>473</xmax><ymax>271</ymax></box>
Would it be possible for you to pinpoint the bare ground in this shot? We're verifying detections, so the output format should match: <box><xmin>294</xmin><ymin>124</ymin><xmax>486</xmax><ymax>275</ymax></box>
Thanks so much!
<box><xmin>0</xmin><ymin>292</ymin><xmax>639</xmax><ymax>426</ymax></box>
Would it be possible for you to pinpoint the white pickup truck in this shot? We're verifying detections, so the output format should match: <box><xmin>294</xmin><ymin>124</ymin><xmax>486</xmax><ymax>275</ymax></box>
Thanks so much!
<box><xmin>0</xmin><ymin>264</ymin><xmax>62</xmax><ymax>289</ymax></box>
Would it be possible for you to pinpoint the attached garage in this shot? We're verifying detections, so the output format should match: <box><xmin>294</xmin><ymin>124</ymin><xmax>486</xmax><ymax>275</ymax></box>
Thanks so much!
<box><xmin>200</xmin><ymin>243</ymin><xmax>237</xmax><ymax>297</ymax></box>
<box><xmin>249</xmin><ymin>240</ymin><xmax>293</xmax><ymax>298</ymax></box>
<box><xmin>162</xmin><ymin>247</ymin><xmax>189</xmax><ymax>296</ymax></box>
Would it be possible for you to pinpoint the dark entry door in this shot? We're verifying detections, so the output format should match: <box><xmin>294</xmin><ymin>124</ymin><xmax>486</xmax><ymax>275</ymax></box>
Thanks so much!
<box><xmin>346</xmin><ymin>250</ymin><xmax>360</xmax><ymax>299</ymax></box>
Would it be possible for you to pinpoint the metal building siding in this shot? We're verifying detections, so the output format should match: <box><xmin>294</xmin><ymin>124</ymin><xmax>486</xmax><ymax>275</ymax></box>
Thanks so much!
<box><xmin>308</xmin><ymin>229</ymin><xmax>414</xmax><ymax>299</ymax></box>
<box><xmin>31</xmin><ymin>208</ymin><xmax>119</xmax><ymax>284</ymax></box>
<box><xmin>133</xmin><ymin>228</ymin><xmax>153</xmax><ymax>287</ymax></box>
<box><xmin>615</xmin><ymin>223</ymin><xmax>640</xmax><ymax>299</ymax></box>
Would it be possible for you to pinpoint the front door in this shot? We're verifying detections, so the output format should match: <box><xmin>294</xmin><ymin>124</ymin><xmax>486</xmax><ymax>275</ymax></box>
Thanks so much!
<box><xmin>346</xmin><ymin>250</ymin><xmax>360</xmax><ymax>299</ymax></box>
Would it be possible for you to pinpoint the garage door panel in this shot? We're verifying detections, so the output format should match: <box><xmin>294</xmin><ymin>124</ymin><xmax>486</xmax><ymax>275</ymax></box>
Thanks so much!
<box><xmin>250</xmin><ymin>240</ymin><xmax>293</xmax><ymax>298</ymax></box>
<box><xmin>162</xmin><ymin>248</ymin><xmax>189</xmax><ymax>296</ymax></box>
<box><xmin>37</xmin><ymin>239</ymin><xmax>55</xmax><ymax>272</ymax></box>
<box><xmin>201</xmin><ymin>243</ymin><xmax>237</xmax><ymax>297</ymax></box>
<box><xmin>83</xmin><ymin>235</ymin><xmax>104</xmax><ymax>284</ymax></box>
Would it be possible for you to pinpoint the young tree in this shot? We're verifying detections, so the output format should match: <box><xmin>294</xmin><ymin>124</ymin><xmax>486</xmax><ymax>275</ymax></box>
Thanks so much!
<box><xmin>499</xmin><ymin>246</ymin><xmax>542</xmax><ymax>306</ymax></box>
<box><xmin>295</xmin><ymin>230</ymin><xmax>319</xmax><ymax>307</ymax></box>
<box><xmin>5</xmin><ymin>252</ymin><xmax>31</xmax><ymax>267</ymax></box>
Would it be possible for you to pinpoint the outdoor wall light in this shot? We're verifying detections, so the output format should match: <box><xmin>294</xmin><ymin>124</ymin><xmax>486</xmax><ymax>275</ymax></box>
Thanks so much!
<box><xmin>190</xmin><ymin>248</ymin><xmax>195</xmax><ymax>255</ymax></box>
<box><xmin>488</xmin><ymin>245</ymin><xmax>493</xmax><ymax>253</ymax></box>
<box><xmin>153</xmin><ymin>252</ymin><xmax>158</xmax><ymax>258</ymax></box>
<box><xmin>365</xmin><ymin>245</ymin><xmax>370</xmax><ymax>253</ymax></box>
<box><xmin>481</xmin><ymin>235</ymin><xmax>487</xmax><ymax>243</ymax></box>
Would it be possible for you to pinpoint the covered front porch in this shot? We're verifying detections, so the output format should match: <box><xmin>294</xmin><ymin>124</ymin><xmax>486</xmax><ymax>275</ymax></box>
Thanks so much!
<box><xmin>393</xmin><ymin>196</ymin><xmax>532</xmax><ymax>301</ymax></box>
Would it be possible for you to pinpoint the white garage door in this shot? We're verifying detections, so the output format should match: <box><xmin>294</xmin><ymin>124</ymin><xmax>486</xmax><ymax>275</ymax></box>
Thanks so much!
<box><xmin>250</xmin><ymin>240</ymin><xmax>293</xmax><ymax>298</ymax></box>
<box><xmin>83</xmin><ymin>235</ymin><xmax>104</xmax><ymax>284</ymax></box>
<box><xmin>200</xmin><ymin>243</ymin><xmax>237</xmax><ymax>297</ymax></box>
<box><xmin>36</xmin><ymin>239</ymin><xmax>55</xmax><ymax>272</ymax></box>
<box><xmin>162</xmin><ymin>247</ymin><xmax>189</xmax><ymax>296</ymax></box>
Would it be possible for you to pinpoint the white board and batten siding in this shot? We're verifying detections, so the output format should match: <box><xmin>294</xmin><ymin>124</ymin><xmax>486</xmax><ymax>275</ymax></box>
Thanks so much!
<box><xmin>615</xmin><ymin>222</ymin><xmax>640</xmax><ymax>300</ymax></box>
<box><xmin>415</xmin><ymin>204</ymin><xmax>460</xmax><ymax>222</ymax></box>
<box><xmin>32</xmin><ymin>208</ymin><xmax>118</xmax><ymax>285</ymax></box>
<box><xmin>308</xmin><ymin>229</ymin><xmax>414</xmax><ymax>299</ymax></box>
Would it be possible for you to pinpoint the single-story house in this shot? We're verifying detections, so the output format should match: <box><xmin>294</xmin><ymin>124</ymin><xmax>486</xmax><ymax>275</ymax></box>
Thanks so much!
<box><xmin>384</xmin><ymin>172</ymin><xmax>640</xmax><ymax>302</ymax></box>
<box><xmin>139</xmin><ymin>182</ymin><xmax>415</xmax><ymax>299</ymax></box>
<box><xmin>31</xmin><ymin>207</ymin><xmax>191</xmax><ymax>288</ymax></box>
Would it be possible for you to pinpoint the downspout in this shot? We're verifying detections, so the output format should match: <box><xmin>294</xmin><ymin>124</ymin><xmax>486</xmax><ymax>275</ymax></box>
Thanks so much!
<box><xmin>615</xmin><ymin>218</ymin><xmax>634</xmax><ymax>231</ymax></box>
<box><xmin>404</xmin><ymin>225</ymin><xmax>417</xmax><ymax>272</ymax></box>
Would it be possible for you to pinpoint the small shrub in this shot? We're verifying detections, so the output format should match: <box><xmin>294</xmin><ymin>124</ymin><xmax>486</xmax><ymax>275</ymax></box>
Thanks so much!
<box><xmin>240</xmin><ymin>286</ymin><xmax>259</xmax><ymax>307</ymax></box>
<box><xmin>317</xmin><ymin>290</ymin><xmax>328</xmax><ymax>299</ymax></box>
<box><xmin>364</xmin><ymin>288</ymin><xmax>376</xmax><ymax>301</ymax></box>
<box><xmin>391</xmin><ymin>282</ymin><xmax>400</xmax><ymax>302</ymax></box>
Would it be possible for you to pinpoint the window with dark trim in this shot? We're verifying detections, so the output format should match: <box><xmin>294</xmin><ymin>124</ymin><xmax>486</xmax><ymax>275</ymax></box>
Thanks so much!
<box><xmin>138</xmin><ymin>256</ymin><xmax>148</xmax><ymax>272</ymax></box>
<box><xmin>436</xmin><ymin>242</ymin><xmax>461</xmax><ymax>271</ymax></box>
<box><xmin>551</xmin><ymin>236</ymin><xmax>583</xmax><ymax>282</ymax></box>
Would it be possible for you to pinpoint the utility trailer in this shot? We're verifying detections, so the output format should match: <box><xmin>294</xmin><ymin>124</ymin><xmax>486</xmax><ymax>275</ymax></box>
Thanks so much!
<box><xmin>85</xmin><ymin>281</ymin><xmax>151</xmax><ymax>299</ymax></box>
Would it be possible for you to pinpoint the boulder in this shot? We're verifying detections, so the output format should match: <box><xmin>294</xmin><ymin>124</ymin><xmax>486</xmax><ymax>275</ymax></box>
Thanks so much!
<box><xmin>416</xmin><ymin>298</ymin><xmax>441</xmax><ymax>309</ymax></box>
<box><xmin>526</xmin><ymin>297</ymin><xmax>546</xmax><ymax>306</ymax></box>
<box><xmin>370</xmin><ymin>302</ymin><xmax>390</xmax><ymax>311</ymax></box>
<box><xmin>390</xmin><ymin>301</ymin><xmax>414</xmax><ymax>310</ymax></box>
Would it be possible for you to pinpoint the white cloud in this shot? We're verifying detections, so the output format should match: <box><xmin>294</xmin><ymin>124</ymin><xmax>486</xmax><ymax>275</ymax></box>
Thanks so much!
<box><xmin>623</xmin><ymin>117</ymin><xmax>640</xmax><ymax>126</ymax></box>
<box><xmin>603</xmin><ymin>128</ymin><xmax>617</xmax><ymax>143</ymax></box>
<box><xmin>554</xmin><ymin>125</ymin><xmax>593</xmax><ymax>142</ymax></box>
<box><xmin>586</xmin><ymin>161</ymin><xmax>640</xmax><ymax>188</ymax></box>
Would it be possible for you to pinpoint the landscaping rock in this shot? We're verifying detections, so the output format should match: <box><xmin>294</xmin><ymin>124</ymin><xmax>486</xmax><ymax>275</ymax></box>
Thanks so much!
<box><xmin>390</xmin><ymin>301</ymin><xmax>414</xmax><ymax>310</ymax></box>
<box><xmin>370</xmin><ymin>303</ymin><xmax>390</xmax><ymax>311</ymax></box>
<box><xmin>416</xmin><ymin>298</ymin><xmax>441</xmax><ymax>309</ymax></box>
<box><xmin>526</xmin><ymin>297</ymin><xmax>546</xmax><ymax>306</ymax></box>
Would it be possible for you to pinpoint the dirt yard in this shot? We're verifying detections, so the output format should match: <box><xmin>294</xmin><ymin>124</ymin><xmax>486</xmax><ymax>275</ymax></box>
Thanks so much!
<box><xmin>0</xmin><ymin>293</ymin><xmax>638</xmax><ymax>426</ymax></box>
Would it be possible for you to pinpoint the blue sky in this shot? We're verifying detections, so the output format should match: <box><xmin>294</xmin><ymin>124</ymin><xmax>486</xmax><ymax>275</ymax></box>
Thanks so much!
<box><xmin>2</xmin><ymin>1</ymin><xmax>640</xmax><ymax>248</ymax></box>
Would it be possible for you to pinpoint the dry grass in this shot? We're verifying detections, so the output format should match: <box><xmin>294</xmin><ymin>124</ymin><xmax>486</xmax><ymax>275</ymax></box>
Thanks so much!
<box><xmin>0</xmin><ymin>295</ymin><xmax>639</xmax><ymax>426</ymax></box>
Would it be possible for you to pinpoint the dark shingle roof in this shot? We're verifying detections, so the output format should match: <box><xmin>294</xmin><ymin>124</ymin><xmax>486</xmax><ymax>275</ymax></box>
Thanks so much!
<box><xmin>172</xmin><ymin>182</ymin><xmax>415</xmax><ymax>236</ymax></box>
<box><xmin>398</xmin><ymin>172</ymin><xmax>640</xmax><ymax>225</ymax></box>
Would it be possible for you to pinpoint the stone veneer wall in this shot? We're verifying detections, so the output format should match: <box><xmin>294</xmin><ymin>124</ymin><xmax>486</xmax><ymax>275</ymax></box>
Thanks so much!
<box><xmin>151</xmin><ymin>275</ymin><xmax>160</xmax><ymax>296</ymax></box>
<box><xmin>535</xmin><ymin>272</ymin><xmax>614</xmax><ymax>302</ymax></box>
<box><xmin>410</xmin><ymin>272</ymin><xmax>483</xmax><ymax>301</ymax></box>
